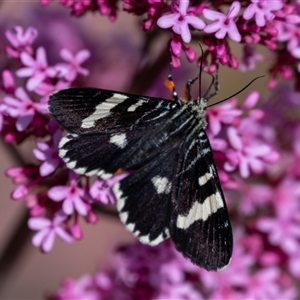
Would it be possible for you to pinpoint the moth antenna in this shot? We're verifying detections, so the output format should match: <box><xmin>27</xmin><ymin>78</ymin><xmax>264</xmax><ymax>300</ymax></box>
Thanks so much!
<box><xmin>207</xmin><ymin>75</ymin><xmax>265</xmax><ymax>108</ymax></box>
<box><xmin>198</xmin><ymin>43</ymin><xmax>204</xmax><ymax>98</ymax></box>
<box><xmin>185</xmin><ymin>44</ymin><xmax>206</xmax><ymax>101</ymax></box>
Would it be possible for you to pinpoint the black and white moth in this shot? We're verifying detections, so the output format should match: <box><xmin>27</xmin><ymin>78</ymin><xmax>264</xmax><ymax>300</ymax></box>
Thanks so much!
<box><xmin>49</xmin><ymin>66</ymin><xmax>233</xmax><ymax>271</ymax></box>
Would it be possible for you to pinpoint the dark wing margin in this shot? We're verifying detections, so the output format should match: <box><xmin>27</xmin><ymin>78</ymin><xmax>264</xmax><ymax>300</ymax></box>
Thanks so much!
<box><xmin>169</xmin><ymin>130</ymin><xmax>233</xmax><ymax>271</ymax></box>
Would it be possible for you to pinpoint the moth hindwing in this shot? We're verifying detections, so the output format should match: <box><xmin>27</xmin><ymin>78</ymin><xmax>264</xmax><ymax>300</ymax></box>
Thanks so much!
<box><xmin>49</xmin><ymin>75</ymin><xmax>233</xmax><ymax>271</ymax></box>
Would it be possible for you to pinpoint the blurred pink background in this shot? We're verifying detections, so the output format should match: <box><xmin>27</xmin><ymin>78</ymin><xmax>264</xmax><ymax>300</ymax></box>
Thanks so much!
<box><xmin>0</xmin><ymin>1</ymin><xmax>269</xmax><ymax>298</ymax></box>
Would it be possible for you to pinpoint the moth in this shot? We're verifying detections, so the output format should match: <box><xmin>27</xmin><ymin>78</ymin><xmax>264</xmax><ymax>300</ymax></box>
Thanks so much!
<box><xmin>49</xmin><ymin>63</ymin><xmax>234</xmax><ymax>271</ymax></box>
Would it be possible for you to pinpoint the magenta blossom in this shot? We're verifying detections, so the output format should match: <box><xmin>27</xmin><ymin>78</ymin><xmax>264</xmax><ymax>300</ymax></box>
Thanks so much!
<box><xmin>33</xmin><ymin>128</ymin><xmax>62</xmax><ymax>176</ymax></box>
<box><xmin>34</xmin><ymin>80</ymin><xmax>70</xmax><ymax>104</ymax></box>
<box><xmin>2</xmin><ymin>69</ymin><xmax>15</xmax><ymax>94</ymax></box>
<box><xmin>206</xmin><ymin>98</ymin><xmax>242</xmax><ymax>136</ymax></box>
<box><xmin>3</xmin><ymin>87</ymin><xmax>48</xmax><ymax>131</ymax></box>
<box><xmin>274</xmin><ymin>10</ymin><xmax>300</xmax><ymax>53</ymax></box>
<box><xmin>257</xmin><ymin>216</ymin><xmax>300</xmax><ymax>255</ymax></box>
<box><xmin>243</xmin><ymin>0</ymin><xmax>284</xmax><ymax>27</ymax></box>
<box><xmin>5</xmin><ymin>26</ymin><xmax>38</xmax><ymax>58</ymax></box>
<box><xmin>237</xmin><ymin>182</ymin><xmax>272</xmax><ymax>215</ymax></box>
<box><xmin>5</xmin><ymin>26</ymin><xmax>38</xmax><ymax>48</ymax></box>
<box><xmin>245</xmin><ymin>268</ymin><xmax>281</xmax><ymax>299</ymax></box>
<box><xmin>55</xmin><ymin>49</ymin><xmax>90</xmax><ymax>82</ymax></box>
<box><xmin>55</xmin><ymin>275</ymin><xmax>101</xmax><ymax>300</ymax></box>
<box><xmin>224</xmin><ymin>120</ymin><xmax>279</xmax><ymax>178</ymax></box>
<box><xmin>203</xmin><ymin>1</ymin><xmax>241</xmax><ymax>42</ymax></box>
<box><xmin>90</xmin><ymin>172</ymin><xmax>129</xmax><ymax>204</ymax></box>
<box><xmin>28</xmin><ymin>211</ymin><xmax>73</xmax><ymax>253</ymax></box>
<box><xmin>16</xmin><ymin>47</ymin><xmax>57</xmax><ymax>91</ymax></box>
<box><xmin>157</xmin><ymin>0</ymin><xmax>205</xmax><ymax>43</ymax></box>
<box><xmin>48</xmin><ymin>172</ymin><xmax>89</xmax><ymax>216</ymax></box>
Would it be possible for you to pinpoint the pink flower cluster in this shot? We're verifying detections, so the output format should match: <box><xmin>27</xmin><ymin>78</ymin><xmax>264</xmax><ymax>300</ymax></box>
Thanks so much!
<box><xmin>2</xmin><ymin>0</ymin><xmax>300</xmax><ymax>298</ymax></box>
<box><xmin>2</xmin><ymin>26</ymin><xmax>122</xmax><ymax>252</ymax></box>
<box><xmin>40</xmin><ymin>0</ymin><xmax>300</xmax><ymax>87</ymax></box>
<box><xmin>206</xmin><ymin>91</ymin><xmax>279</xmax><ymax>180</ymax></box>
<box><xmin>52</xmin><ymin>237</ymin><xmax>297</xmax><ymax>299</ymax></box>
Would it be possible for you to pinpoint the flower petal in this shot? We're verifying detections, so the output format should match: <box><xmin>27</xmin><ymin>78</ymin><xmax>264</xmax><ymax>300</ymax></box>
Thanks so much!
<box><xmin>157</xmin><ymin>14</ymin><xmax>179</xmax><ymax>28</ymax></box>
<box><xmin>19</xmin><ymin>51</ymin><xmax>35</xmax><ymax>67</ymax></box>
<box><xmin>63</xmin><ymin>199</ymin><xmax>74</xmax><ymax>215</ymax></box>
<box><xmin>178</xmin><ymin>1</ymin><xmax>188</xmax><ymax>15</ymax></box>
<box><xmin>55</xmin><ymin>227</ymin><xmax>73</xmax><ymax>243</ymax></box>
<box><xmin>227</xmin><ymin>23</ymin><xmax>242</xmax><ymax>42</ymax></box>
<box><xmin>185</xmin><ymin>15</ymin><xmax>205</xmax><ymax>30</ymax></box>
<box><xmin>42</xmin><ymin>230</ymin><xmax>55</xmax><ymax>252</ymax></box>
<box><xmin>204</xmin><ymin>21</ymin><xmax>221</xmax><ymax>34</ymax></box>
<box><xmin>74</xmin><ymin>197</ymin><xmax>88</xmax><ymax>216</ymax></box>
<box><xmin>40</xmin><ymin>158</ymin><xmax>59</xmax><ymax>177</ymax></box>
<box><xmin>32</xmin><ymin>228</ymin><xmax>47</xmax><ymax>247</ymax></box>
<box><xmin>228</xmin><ymin>1</ymin><xmax>241</xmax><ymax>18</ymax></box>
<box><xmin>75</xmin><ymin>49</ymin><xmax>90</xmax><ymax>63</ymax></box>
<box><xmin>60</xmin><ymin>48</ymin><xmax>73</xmax><ymax>62</ymax></box>
<box><xmin>48</xmin><ymin>186</ymin><xmax>68</xmax><ymax>201</ymax></box>
<box><xmin>16</xmin><ymin>67</ymin><xmax>34</xmax><ymax>77</ymax></box>
<box><xmin>36</xmin><ymin>47</ymin><xmax>48</xmax><ymax>67</ymax></box>
<box><xmin>203</xmin><ymin>9</ymin><xmax>223</xmax><ymax>21</ymax></box>
<box><xmin>16</xmin><ymin>111</ymin><xmax>34</xmax><ymax>131</ymax></box>
<box><xmin>28</xmin><ymin>217</ymin><xmax>51</xmax><ymax>230</ymax></box>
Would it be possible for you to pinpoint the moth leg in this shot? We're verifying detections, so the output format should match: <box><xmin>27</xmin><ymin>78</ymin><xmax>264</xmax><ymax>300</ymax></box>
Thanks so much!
<box><xmin>185</xmin><ymin>75</ymin><xmax>199</xmax><ymax>101</ymax></box>
<box><xmin>203</xmin><ymin>64</ymin><xmax>219</xmax><ymax>99</ymax></box>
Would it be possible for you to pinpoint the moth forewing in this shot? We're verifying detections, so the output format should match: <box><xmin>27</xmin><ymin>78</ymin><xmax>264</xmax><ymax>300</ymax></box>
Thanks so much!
<box><xmin>49</xmin><ymin>67</ymin><xmax>233</xmax><ymax>271</ymax></box>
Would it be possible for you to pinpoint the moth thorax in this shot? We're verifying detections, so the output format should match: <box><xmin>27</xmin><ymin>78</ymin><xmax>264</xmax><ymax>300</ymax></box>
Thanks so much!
<box><xmin>188</xmin><ymin>98</ymin><xmax>207</xmax><ymax>120</ymax></box>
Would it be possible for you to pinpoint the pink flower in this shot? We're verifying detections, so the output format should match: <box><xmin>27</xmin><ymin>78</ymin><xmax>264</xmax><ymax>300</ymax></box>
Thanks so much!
<box><xmin>224</xmin><ymin>120</ymin><xmax>279</xmax><ymax>178</ymax></box>
<box><xmin>271</xmin><ymin>178</ymin><xmax>300</xmax><ymax>219</ymax></box>
<box><xmin>97</xmin><ymin>0</ymin><xmax>118</xmax><ymax>21</ymax></box>
<box><xmin>16</xmin><ymin>47</ymin><xmax>56</xmax><ymax>91</ymax></box>
<box><xmin>246</xmin><ymin>268</ymin><xmax>281</xmax><ymax>299</ymax></box>
<box><xmin>90</xmin><ymin>173</ymin><xmax>128</xmax><ymax>204</ymax></box>
<box><xmin>34</xmin><ymin>80</ymin><xmax>70</xmax><ymax>104</ymax></box>
<box><xmin>237</xmin><ymin>182</ymin><xmax>272</xmax><ymax>215</ymax></box>
<box><xmin>157</xmin><ymin>0</ymin><xmax>205</xmax><ymax>43</ymax></box>
<box><xmin>5</xmin><ymin>26</ymin><xmax>38</xmax><ymax>48</ymax></box>
<box><xmin>257</xmin><ymin>216</ymin><xmax>300</xmax><ymax>254</ymax></box>
<box><xmin>206</xmin><ymin>131</ymin><xmax>227</xmax><ymax>152</ymax></box>
<box><xmin>243</xmin><ymin>0</ymin><xmax>284</xmax><ymax>27</ymax></box>
<box><xmin>6</xmin><ymin>166</ymin><xmax>37</xmax><ymax>184</ymax></box>
<box><xmin>274</xmin><ymin>9</ymin><xmax>300</xmax><ymax>53</ymax></box>
<box><xmin>48</xmin><ymin>173</ymin><xmax>88</xmax><ymax>216</ymax></box>
<box><xmin>203</xmin><ymin>1</ymin><xmax>241</xmax><ymax>42</ymax></box>
<box><xmin>288</xmin><ymin>254</ymin><xmax>300</xmax><ymax>278</ymax></box>
<box><xmin>11</xmin><ymin>184</ymin><xmax>29</xmax><ymax>201</ymax></box>
<box><xmin>28</xmin><ymin>211</ymin><xmax>73</xmax><ymax>253</ymax></box>
<box><xmin>56</xmin><ymin>49</ymin><xmax>90</xmax><ymax>81</ymax></box>
<box><xmin>169</xmin><ymin>36</ymin><xmax>197</xmax><ymax>66</ymax></box>
<box><xmin>2</xmin><ymin>70</ymin><xmax>15</xmax><ymax>94</ymax></box>
<box><xmin>33</xmin><ymin>129</ymin><xmax>62</xmax><ymax>176</ymax></box>
<box><xmin>3</xmin><ymin>87</ymin><xmax>48</xmax><ymax>131</ymax></box>
<box><xmin>55</xmin><ymin>275</ymin><xmax>101</xmax><ymax>300</ymax></box>
<box><xmin>206</xmin><ymin>98</ymin><xmax>242</xmax><ymax>136</ymax></box>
